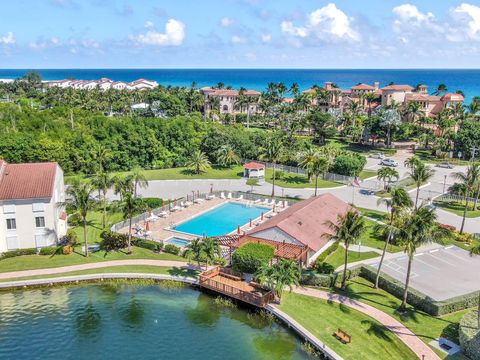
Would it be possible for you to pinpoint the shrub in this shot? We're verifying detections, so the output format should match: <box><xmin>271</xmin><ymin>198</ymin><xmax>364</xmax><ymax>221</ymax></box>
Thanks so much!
<box><xmin>0</xmin><ymin>248</ymin><xmax>37</xmax><ymax>260</ymax></box>
<box><xmin>232</xmin><ymin>242</ymin><xmax>275</xmax><ymax>274</ymax></box>
<box><xmin>164</xmin><ymin>244</ymin><xmax>180</xmax><ymax>255</ymax></box>
<box><xmin>313</xmin><ymin>241</ymin><xmax>339</xmax><ymax>268</ymax></box>
<box><xmin>63</xmin><ymin>245</ymin><xmax>74</xmax><ymax>255</ymax></box>
<box><xmin>300</xmin><ymin>270</ymin><xmax>333</xmax><ymax>288</ymax></box>
<box><xmin>315</xmin><ymin>262</ymin><xmax>335</xmax><ymax>274</ymax></box>
<box><xmin>459</xmin><ymin>310</ymin><xmax>480</xmax><ymax>360</ymax></box>
<box><xmin>39</xmin><ymin>246</ymin><xmax>60</xmax><ymax>256</ymax></box>
<box><xmin>330</xmin><ymin>153</ymin><xmax>367</xmax><ymax>176</ymax></box>
<box><xmin>100</xmin><ymin>231</ymin><xmax>128</xmax><ymax>251</ymax></box>
<box><xmin>59</xmin><ymin>229</ymin><xmax>79</xmax><ymax>246</ymax></box>
<box><xmin>213</xmin><ymin>256</ymin><xmax>227</xmax><ymax>266</ymax></box>
<box><xmin>143</xmin><ymin>198</ymin><xmax>164</xmax><ymax>209</ymax></box>
<box><xmin>132</xmin><ymin>238</ymin><xmax>160</xmax><ymax>251</ymax></box>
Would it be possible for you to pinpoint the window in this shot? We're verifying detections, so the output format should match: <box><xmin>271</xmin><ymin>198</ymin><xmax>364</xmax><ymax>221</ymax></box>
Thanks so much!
<box><xmin>6</xmin><ymin>218</ymin><xmax>16</xmax><ymax>230</ymax></box>
<box><xmin>35</xmin><ymin>216</ymin><xmax>45</xmax><ymax>228</ymax></box>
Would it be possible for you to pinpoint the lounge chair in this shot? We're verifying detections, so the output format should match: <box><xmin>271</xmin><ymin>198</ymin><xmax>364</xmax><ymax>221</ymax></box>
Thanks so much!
<box><xmin>253</xmin><ymin>199</ymin><xmax>261</xmax><ymax>204</ymax></box>
<box><xmin>194</xmin><ymin>198</ymin><xmax>205</xmax><ymax>204</ymax></box>
<box><xmin>184</xmin><ymin>201</ymin><xmax>193</xmax><ymax>207</ymax></box>
<box><xmin>227</xmin><ymin>193</ymin><xmax>232</xmax><ymax>199</ymax></box>
<box><xmin>235</xmin><ymin>195</ymin><xmax>243</xmax><ymax>201</ymax></box>
<box><xmin>269</xmin><ymin>199</ymin><xmax>276</xmax><ymax>206</ymax></box>
<box><xmin>159</xmin><ymin>211</ymin><xmax>168</xmax><ymax>218</ymax></box>
<box><xmin>276</xmin><ymin>201</ymin><xmax>283</xmax><ymax>207</ymax></box>
<box><xmin>206</xmin><ymin>194</ymin><xmax>215</xmax><ymax>200</ymax></box>
<box><xmin>220</xmin><ymin>192</ymin><xmax>226</xmax><ymax>199</ymax></box>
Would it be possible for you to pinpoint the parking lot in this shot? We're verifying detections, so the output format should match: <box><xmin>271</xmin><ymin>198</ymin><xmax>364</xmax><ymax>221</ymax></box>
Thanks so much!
<box><xmin>372</xmin><ymin>245</ymin><xmax>480</xmax><ymax>301</ymax></box>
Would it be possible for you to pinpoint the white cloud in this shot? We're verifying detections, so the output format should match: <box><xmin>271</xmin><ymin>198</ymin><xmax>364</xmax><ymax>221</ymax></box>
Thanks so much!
<box><xmin>0</xmin><ymin>32</ymin><xmax>15</xmax><ymax>45</ymax></box>
<box><xmin>245</xmin><ymin>52</ymin><xmax>256</xmax><ymax>60</ymax></box>
<box><xmin>231</xmin><ymin>35</ymin><xmax>246</xmax><ymax>44</ymax></box>
<box><xmin>132</xmin><ymin>19</ymin><xmax>185</xmax><ymax>46</ymax></box>
<box><xmin>144</xmin><ymin>21</ymin><xmax>155</xmax><ymax>29</ymax></box>
<box><xmin>448</xmin><ymin>3</ymin><xmax>480</xmax><ymax>41</ymax></box>
<box><xmin>220</xmin><ymin>17</ymin><xmax>234</xmax><ymax>27</ymax></box>
<box><xmin>392</xmin><ymin>4</ymin><xmax>441</xmax><ymax>33</ymax></box>
<box><xmin>28</xmin><ymin>37</ymin><xmax>62</xmax><ymax>50</ymax></box>
<box><xmin>280</xmin><ymin>3</ymin><xmax>359</xmax><ymax>45</ymax></box>
<box><xmin>261</xmin><ymin>34</ymin><xmax>271</xmax><ymax>43</ymax></box>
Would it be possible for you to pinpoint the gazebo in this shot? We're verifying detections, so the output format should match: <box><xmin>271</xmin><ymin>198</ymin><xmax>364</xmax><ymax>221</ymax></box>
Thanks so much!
<box><xmin>243</xmin><ymin>162</ymin><xmax>265</xmax><ymax>178</ymax></box>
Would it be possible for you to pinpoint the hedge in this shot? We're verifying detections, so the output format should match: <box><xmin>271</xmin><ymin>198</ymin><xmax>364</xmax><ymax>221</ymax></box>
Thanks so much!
<box><xmin>132</xmin><ymin>238</ymin><xmax>162</xmax><ymax>252</ymax></box>
<box><xmin>0</xmin><ymin>248</ymin><xmax>37</xmax><ymax>260</ymax></box>
<box><xmin>300</xmin><ymin>270</ymin><xmax>333</xmax><ymax>288</ymax></box>
<box><xmin>361</xmin><ymin>265</ymin><xmax>480</xmax><ymax>316</ymax></box>
<box><xmin>232</xmin><ymin>242</ymin><xmax>275</xmax><ymax>274</ymax></box>
<box><xmin>143</xmin><ymin>197</ymin><xmax>164</xmax><ymax>209</ymax></box>
<box><xmin>39</xmin><ymin>246</ymin><xmax>61</xmax><ymax>256</ymax></box>
<box><xmin>163</xmin><ymin>244</ymin><xmax>180</xmax><ymax>255</ymax></box>
<box><xmin>459</xmin><ymin>310</ymin><xmax>480</xmax><ymax>360</ymax></box>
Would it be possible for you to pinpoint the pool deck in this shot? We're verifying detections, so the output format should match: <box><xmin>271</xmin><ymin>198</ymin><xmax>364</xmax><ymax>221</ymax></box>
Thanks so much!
<box><xmin>118</xmin><ymin>198</ymin><xmax>274</xmax><ymax>242</ymax></box>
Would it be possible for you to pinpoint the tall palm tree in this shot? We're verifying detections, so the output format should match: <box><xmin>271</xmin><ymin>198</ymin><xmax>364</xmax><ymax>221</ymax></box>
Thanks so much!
<box><xmin>408</xmin><ymin>161</ymin><xmax>435</xmax><ymax>208</ymax></box>
<box><xmin>256</xmin><ymin>259</ymin><xmax>301</xmax><ymax>303</ymax></box>
<box><xmin>433</xmin><ymin>84</ymin><xmax>448</xmax><ymax>96</ymax></box>
<box><xmin>92</xmin><ymin>171</ymin><xmax>114</xmax><ymax>229</ymax></box>
<box><xmin>200</xmin><ymin>237</ymin><xmax>221</xmax><ymax>267</ymax></box>
<box><xmin>261</xmin><ymin>133</ymin><xmax>284</xmax><ymax>197</ymax></box>
<box><xmin>65</xmin><ymin>181</ymin><xmax>95</xmax><ymax>257</ymax></box>
<box><xmin>120</xmin><ymin>192</ymin><xmax>145</xmax><ymax>254</ymax></box>
<box><xmin>186</xmin><ymin>150</ymin><xmax>211</xmax><ymax>174</ymax></box>
<box><xmin>325</xmin><ymin>210</ymin><xmax>366</xmax><ymax>290</ymax></box>
<box><xmin>297</xmin><ymin>148</ymin><xmax>318</xmax><ymax>182</ymax></box>
<box><xmin>453</xmin><ymin>163</ymin><xmax>480</xmax><ymax>233</ymax></box>
<box><xmin>377</xmin><ymin>167</ymin><xmax>399</xmax><ymax>191</ymax></box>
<box><xmin>363</xmin><ymin>92</ymin><xmax>377</xmax><ymax>118</ymax></box>
<box><xmin>129</xmin><ymin>166</ymin><xmax>148</xmax><ymax>198</ymax></box>
<box><xmin>216</xmin><ymin>144</ymin><xmax>240</xmax><ymax>167</ymax></box>
<box><xmin>311</xmin><ymin>155</ymin><xmax>329</xmax><ymax>196</ymax></box>
<box><xmin>112</xmin><ymin>175</ymin><xmax>133</xmax><ymax>200</ymax></box>
<box><xmin>184</xmin><ymin>238</ymin><xmax>203</xmax><ymax>267</ymax></box>
<box><xmin>374</xmin><ymin>187</ymin><xmax>413</xmax><ymax>288</ymax></box>
<box><xmin>403</xmin><ymin>101</ymin><xmax>425</xmax><ymax>124</ymax></box>
<box><xmin>397</xmin><ymin>206</ymin><xmax>444</xmax><ymax>311</ymax></box>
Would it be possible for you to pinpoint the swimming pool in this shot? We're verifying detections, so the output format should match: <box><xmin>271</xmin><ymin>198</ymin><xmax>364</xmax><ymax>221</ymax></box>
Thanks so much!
<box><xmin>165</xmin><ymin>237</ymin><xmax>191</xmax><ymax>247</ymax></box>
<box><xmin>172</xmin><ymin>202</ymin><xmax>269</xmax><ymax>237</ymax></box>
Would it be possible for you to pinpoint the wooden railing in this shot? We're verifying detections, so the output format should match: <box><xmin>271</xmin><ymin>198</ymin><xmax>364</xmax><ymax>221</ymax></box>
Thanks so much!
<box><xmin>199</xmin><ymin>267</ymin><xmax>275</xmax><ymax>307</ymax></box>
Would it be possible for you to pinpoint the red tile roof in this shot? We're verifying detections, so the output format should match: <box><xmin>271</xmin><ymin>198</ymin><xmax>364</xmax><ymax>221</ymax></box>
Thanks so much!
<box><xmin>441</xmin><ymin>93</ymin><xmax>464</xmax><ymax>102</ymax></box>
<box><xmin>244</xmin><ymin>162</ymin><xmax>265</xmax><ymax>170</ymax></box>
<box><xmin>0</xmin><ymin>161</ymin><xmax>58</xmax><ymax>200</ymax></box>
<box><xmin>381</xmin><ymin>85</ymin><xmax>414</xmax><ymax>91</ymax></box>
<box><xmin>247</xmin><ymin>193</ymin><xmax>351</xmax><ymax>252</ymax></box>
<box><xmin>203</xmin><ymin>89</ymin><xmax>261</xmax><ymax>97</ymax></box>
<box><xmin>351</xmin><ymin>83</ymin><xmax>375</xmax><ymax>91</ymax></box>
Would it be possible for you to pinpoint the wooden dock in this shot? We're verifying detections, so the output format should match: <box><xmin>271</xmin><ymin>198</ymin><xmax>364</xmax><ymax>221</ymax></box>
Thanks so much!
<box><xmin>199</xmin><ymin>267</ymin><xmax>275</xmax><ymax>307</ymax></box>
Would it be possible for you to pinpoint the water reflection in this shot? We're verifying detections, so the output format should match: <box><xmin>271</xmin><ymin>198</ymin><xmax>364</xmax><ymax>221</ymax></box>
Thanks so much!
<box><xmin>120</xmin><ymin>296</ymin><xmax>145</xmax><ymax>328</ymax></box>
<box><xmin>75</xmin><ymin>302</ymin><xmax>102</xmax><ymax>337</ymax></box>
<box><xmin>253</xmin><ymin>331</ymin><xmax>297</xmax><ymax>360</ymax></box>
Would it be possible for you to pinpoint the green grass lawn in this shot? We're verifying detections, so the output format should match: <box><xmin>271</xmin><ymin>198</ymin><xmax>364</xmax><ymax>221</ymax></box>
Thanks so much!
<box><xmin>265</xmin><ymin>169</ymin><xmax>340</xmax><ymax>189</ymax></box>
<box><xmin>324</xmin><ymin>246</ymin><xmax>379</xmax><ymax>269</ymax></box>
<box><xmin>279</xmin><ymin>292</ymin><xmax>417</xmax><ymax>360</ymax></box>
<box><xmin>415</xmin><ymin>150</ymin><xmax>471</xmax><ymax>166</ymax></box>
<box><xmin>357</xmin><ymin>207</ymin><xmax>387</xmax><ymax>222</ymax></box>
<box><xmin>325</xmin><ymin>137</ymin><xmax>397</xmax><ymax>155</ymax></box>
<box><xmin>0</xmin><ymin>265</ymin><xmax>198</xmax><ymax>283</ymax></box>
<box><xmin>73</xmin><ymin>209</ymin><xmax>124</xmax><ymax>246</ymax></box>
<box><xmin>434</xmin><ymin>200</ymin><xmax>480</xmax><ymax>218</ymax></box>
<box><xmin>359</xmin><ymin>170</ymin><xmax>377</xmax><ymax>180</ymax></box>
<box><xmin>339</xmin><ymin>277</ymin><xmax>472</xmax><ymax>359</ymax></box>
<box><xmin>359</xmin><ymin>219</ymin><xmax>403</xmax><ymax>253</ymax></box>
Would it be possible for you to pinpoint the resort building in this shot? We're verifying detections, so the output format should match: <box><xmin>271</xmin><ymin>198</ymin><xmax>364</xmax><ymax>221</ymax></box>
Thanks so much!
<box><xmin>239</xmin><ymin>193</ymin><xmax>351</xmax><ymax>265</ymax></box>
<box><xmin>380</xmin><ymin>84</ymin><xmax>415</xmax><ymax>107</ymax></box>
<box><xmin>0</xmin><ymin>161</ymin><xmax>67</xmax><ymax>253</ymax></box>
<box><xmin>44</xmin><ymin>78</ymin><xmax>158</xmax><ymax>91</ymax></box>
<box><xmin>200</xmin><ymin>87</ymin><xmax>261</xmax><ymax>115</ymax></box>
<box><xmin>243</xmin><ymin>162</ymin><xmax>265</xmax><ymax>178</ymax></box>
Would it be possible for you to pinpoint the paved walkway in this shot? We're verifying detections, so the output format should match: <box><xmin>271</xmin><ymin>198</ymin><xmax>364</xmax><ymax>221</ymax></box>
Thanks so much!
<box><xmin>0</xmin><ymin>259</ymin><xmax>192</xmax><ymax>280</ymax></box>
<box><xmin>293</xmin><ymin>287</ymin><xmax>440</xmax><ymax>360</ymax></box>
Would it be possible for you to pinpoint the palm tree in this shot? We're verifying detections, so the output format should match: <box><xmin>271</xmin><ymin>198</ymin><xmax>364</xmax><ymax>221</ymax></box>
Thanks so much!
<box><xmin>120</xmin><ymin>191</ymin><xmax>145</xmax><ymax>254</ymax></box>
<box><xmin>260</xmin><ymin>133</ymin><xmax>284</xmax><ymax>197</ymax></box>
<box><xmin>216</xmin><ymin>144</ymin><xmax>240</xmax><ymax>167</ymax></box>
<box><xmin>297</xmin><ymin>148</ymin><xmax>317</xmax><ymax>181</ymax></box>
<box><xmin>377</xmin><ymin>167</ymin><xmax>399</xmax><ymax>191</ymax></box>
<box><xmin>129</xmin><ymin>166</ymin><xmax>148</xmax><ymax>198</ymax></box>
<box><xmin>397</xmin><ymin>206</ymin><xmax>444</xmax><ymax>311</ymax></box>
<box><xmin>403</xmin><ymin>101</ymin><xmax>425</xmax><ymax>124</ymax></box>
<box><xmin>363</xmin><ymin>92</ymin><xmax>377</xmax><ymax>118</ymax></box>
<box><xmin>433</xmin><ymin>84</ymin><xmax>448</xmax><ymax>96</ymax></box>
<box><xmin>380</xmin><ymin>109</ymin><xmax>401</xmax><ymax>147</ymax></box>
<box><xmin>200</xmin><ymin>237</ymin><xmax>221</xmax><ymax>267</ymax></box>
<box><xmin>112</xmin><ymin>175</ymin><xmax>133</xmax><ymax>200</ymax></box>
<box><xmin>65</xmin><ymin>181</ymin><xmax>95</xmax><ymax>257</ymax></box>
<box><xmin>256</xmin><ymin>259</ymin><xmax>301</xmax><ymax>303</ymax></box>
<box><xmin>184</xmin><ymin>238</ymin><xmax>204</xmax><ymax>267</ymax></box>
<box><xmin>186</xmin><ymin>150</ymin><xmax>211</xmax><ymax>174</ymax></box>
<box><xmin>311</xmin><ymin>155</ymin><xmax>329</xmax><ymax>196</ymax></box>
<box><xmin>325</xmin><ymin>210</ymin><xmax>366</xmax><ymax>290</ymax></box>
<box><xmin>92</xmin><ymin>171</ymin><xmax>114</xmax><ymax>229</ymax></box>
<box><xmin>408</xmin><ymin>161</ymin><xmax>435</xmax><ymax>208</ymax></box>
<box><xmin>374</xmin><ymin>187</ymin><xmax>413</xmax><ymax>288</ymax></box>
<box><xmin>453</xmin><ymin>163</ymin><xmax>480</xmax><ymax>233</ymax></box>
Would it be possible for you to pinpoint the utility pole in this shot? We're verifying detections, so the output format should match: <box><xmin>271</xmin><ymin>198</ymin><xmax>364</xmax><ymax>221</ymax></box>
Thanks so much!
<box><xmin>443</xmin><ymin>175</ymin><xmax>447</xmax><ymax>194</ymax></box>
<box><xmin>471</xmin><ymin>147</ymin><xmax>479</xmax><ymax>162</ymax></box>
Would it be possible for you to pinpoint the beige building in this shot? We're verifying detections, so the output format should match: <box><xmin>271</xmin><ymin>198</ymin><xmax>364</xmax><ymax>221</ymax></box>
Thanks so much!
<box><xmin>201</xmin><ymin>87</ymin><xmax>261</xmax><ymax>115</ymax></box>
<box><xmin>0</xmin><ymin>161</ymin><xmax>67</xmax><ymax>253</ymax></box>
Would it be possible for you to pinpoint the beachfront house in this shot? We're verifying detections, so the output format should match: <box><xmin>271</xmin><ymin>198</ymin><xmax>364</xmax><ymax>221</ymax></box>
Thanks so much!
<box><xmin>0</xmin><ymin>161</ymin><xmax>67</xmax><ymax>253</ymax></box>
<box><xmin>201</xmin><ymin>87</ymin><xmax>261</xmax><ymax>116</ymax></box>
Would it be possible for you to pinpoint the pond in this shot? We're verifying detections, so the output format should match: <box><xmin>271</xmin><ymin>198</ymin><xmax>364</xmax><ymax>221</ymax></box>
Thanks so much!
<box><xmin>0</xmin><ymin>283</ymin><xmax>314</xmax><ymax>360</ymax></box>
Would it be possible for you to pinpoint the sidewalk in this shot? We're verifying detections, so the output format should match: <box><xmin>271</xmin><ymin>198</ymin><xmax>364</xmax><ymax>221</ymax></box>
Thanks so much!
<box><xmin>293</xmin><ymin>287</ymin><xmax>441</xmax><ymax>360</ymax></box>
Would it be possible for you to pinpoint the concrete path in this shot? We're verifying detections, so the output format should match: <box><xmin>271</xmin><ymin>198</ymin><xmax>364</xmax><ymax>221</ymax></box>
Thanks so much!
<box><xmin>0</xmin><ymin>259</ymin><xmax>192</xmax><ymax>280</ymax></box>
<box><xmin>293</xmin><ymin>287</ymin><xmax>441</xmax><ymax>360</ymax></box>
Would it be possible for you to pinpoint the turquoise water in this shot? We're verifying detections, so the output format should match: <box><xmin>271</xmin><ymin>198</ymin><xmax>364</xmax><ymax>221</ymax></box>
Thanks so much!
<box><xmin>0</xmin><ymin>284</ymin><xmax>312</xmax><ymax>360</ymax></box>
<box><xmin>0</xmin><ymin>69</ymin><xmax>479</xmax><ymax>103</ymax></box>
<box><xmin>173</xmin><ymin>202</ymin><xmax>268</xmax><ymax>237</ymax></box>
<box><xmin>165</xmin><ymin>237</ymin><xmax>191</xmax><ymax>247</ymax></box>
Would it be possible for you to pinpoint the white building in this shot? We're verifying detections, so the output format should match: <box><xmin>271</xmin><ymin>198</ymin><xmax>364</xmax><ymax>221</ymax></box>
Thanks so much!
<box><xmin>0</xmin><ymin>161</ymin><xmax>67</xmax><ymax>253</ymax></box>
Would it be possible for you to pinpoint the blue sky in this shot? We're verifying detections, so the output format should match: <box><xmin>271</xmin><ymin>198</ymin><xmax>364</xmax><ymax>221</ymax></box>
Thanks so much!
<box><xmin>1</xmin><ymin>0</ymin><xmax>479</xmax><ymax>68</ymax></box>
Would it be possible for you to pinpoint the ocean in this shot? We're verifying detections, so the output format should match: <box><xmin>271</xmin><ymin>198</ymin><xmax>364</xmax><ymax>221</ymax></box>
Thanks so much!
<box><xmin>0</xmin><ymin>68</ymin><xmax>479</xmax><ymax>103</ymax></box>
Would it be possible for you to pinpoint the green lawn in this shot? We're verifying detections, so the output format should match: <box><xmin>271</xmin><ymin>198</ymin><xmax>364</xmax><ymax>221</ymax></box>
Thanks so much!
<box><xmin>324</xmin><ymin>246</ymin><xmax>379</xmax><ymax>269</ymax></box>
<box><xmin>339</xmin><ymin>277</ymin><xmax>472</xmax><ymax>359</ymax></box>
<box><xmin>73</xmin><ymin>209</ymin><xmax>124</xmax><ymax>246</ymax></box>
<box><xmin>265</xmin><ymin>169</ymin><xmax>340</xmax><ymax>189</ymax></box>
<box><xmin>279</xmin><ymin>292</ymin><xmax>417</xmax><ymax>360</ymax></box>
<box><xmin>357</xmin><ymin>207</ymin><xmax>387</xmax><ymax>222</ymax></box>
<box><xmin>0</xmin><ymin>265</ymin><xmax>198</xmax><ymax>283</ymax></box>
<box><xmin>415</xmin><ymin>150</ymin><xmax>470</xmax><ymax>166</ymax></box>
<box><xmin>359</xmin><ymin>219</ymin><xmax>403</xmax><ymax>253</ymax></box>
<box><xmin>0</xmin><ymin>247</ymin><xmax>185</xmax><ymax>273</ymax></box>
<box><xmin>434</xmin><ymin>200</ymin><xmax>480</xmax><ymax>218</ymax></box>
<box><xmin>359</xmin><ymin>170</ymin><xmax>377</xmax><ymax>180</ymax></box>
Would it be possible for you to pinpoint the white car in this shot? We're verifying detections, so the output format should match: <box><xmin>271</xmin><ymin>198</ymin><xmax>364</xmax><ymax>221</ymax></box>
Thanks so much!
<box><xmin>369</xmin><ymin>152</ymin><xmax>386</xmax><ymax>159</ymax></box>
<box><xmin>380</xmin><ymin>159</ymin><xmax>398</xmax><ymax>167</ymax></box>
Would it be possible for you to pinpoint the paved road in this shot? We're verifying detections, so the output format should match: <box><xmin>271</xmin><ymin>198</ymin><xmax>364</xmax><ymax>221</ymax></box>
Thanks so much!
<box><xmin>107</xmin><ymin>153</ymin><xmax>478</xmax><ymax>234</ymax></box>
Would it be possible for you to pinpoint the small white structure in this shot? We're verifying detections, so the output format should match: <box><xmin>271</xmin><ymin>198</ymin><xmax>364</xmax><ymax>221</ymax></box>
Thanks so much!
<box><xmin>243</xmin><ymin>162</ymin><xmax>265</xmax><ymax>178</ymax></box>
<box><xmin>0</xmin><ymin>161</ymin><xmax>67</xmax><ymax>252</ymax></box>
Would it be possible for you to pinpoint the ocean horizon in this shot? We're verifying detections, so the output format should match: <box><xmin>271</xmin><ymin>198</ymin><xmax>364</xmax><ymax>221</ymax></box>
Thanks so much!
<box><xmin>1</xmin><ymin>68</ymin><xmax>479</xmax><ymax>103</ymax></box>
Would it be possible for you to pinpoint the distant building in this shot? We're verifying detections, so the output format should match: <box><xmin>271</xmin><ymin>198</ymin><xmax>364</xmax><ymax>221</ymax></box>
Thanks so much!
<box><xmin>0</xmin><ymin>161</ymin><xmax>67</xmax><ymax>253</ymax></box>
<box><xmin>200</xmin><ymin>87</ymin><xmax>261</xmax><ymax>115</ymax></box>
<box><xmin>44</xmin><ymin>78</ymin><xmax>158</xmax><ymax>91</ymax></box>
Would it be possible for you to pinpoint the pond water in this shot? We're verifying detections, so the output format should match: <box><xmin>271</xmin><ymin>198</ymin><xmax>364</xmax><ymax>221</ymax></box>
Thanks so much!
<box><xmin>0</xmin><ymin>284</ymin><xmax>313</xmax><ymax>360</ymax></box>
